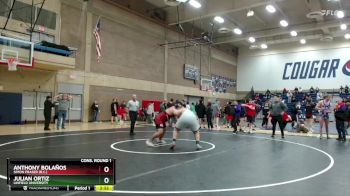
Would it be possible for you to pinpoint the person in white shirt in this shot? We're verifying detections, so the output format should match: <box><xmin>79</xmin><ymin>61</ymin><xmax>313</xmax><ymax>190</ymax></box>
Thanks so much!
<box><xmin>127</xmin><ymin>94</ymin><xmax>140</xmax><ymax>136</ymax></box>
<box><xmin>146</xmin><ymin>103</ymin><xmax>154</xmax><ymax>124</ymax></box>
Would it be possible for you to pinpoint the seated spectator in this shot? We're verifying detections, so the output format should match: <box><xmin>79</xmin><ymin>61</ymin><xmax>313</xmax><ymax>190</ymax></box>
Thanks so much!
<box><xmin>294</xmin><ymin>87</ymin><xmax>299</xmax><ymax>93</ymax></box>
<box><xmin>287</xmin><ymin>90</ymin><xmax>293</xmax><ymax>103</ymax></box>
<box><xmin>291</xmin><ymin>92</ymin><xmax>297</xmax><ymax>103</ymax></box>
<box><xmin>282</xmin><ymin>88</ymin><xmax>288</xmax><ymax>94</ymax></box>
<box><xmin>316</xmin><ymin>91</ymin><xmax>322</xmax><ymax>101</ymax></box>
<box><xmin>299</xmin><ymin>86</ymin><xmax>303</xmax><ymax>93</ymax></box>
<box><xmin>315</xmin><ymin>87</ymin><xmax>320</xmax><ymax>93</ymax></box>
<box><xmin>345</xmin><ymin>85</ymin><xmax>349</xmax><ymax>94</ymax></box>
<box><xmin>340</xmin><ymin>85</ymin><xmax>344</xmax><ymax>94</ymax></box>
<box><xmin>310</xmin><ymin>86</ymin><xmax>315</xmax><ymax>93</ymax></box>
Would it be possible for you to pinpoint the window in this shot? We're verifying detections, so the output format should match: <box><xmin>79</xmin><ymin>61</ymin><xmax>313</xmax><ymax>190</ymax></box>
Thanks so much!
<box><xmin>36</xmin><ymin>9</ymin><xmax>56</xmax><ymax>30</ymax></box>
<box><xmin>12</xmin><ymin>1</ymin><xmax>35</xmax><ymax>24</ymax></box>
<box><xmin>0</xmin><ymin>0</ymin><xmax>11</xmax><ymax>17</ymax></box>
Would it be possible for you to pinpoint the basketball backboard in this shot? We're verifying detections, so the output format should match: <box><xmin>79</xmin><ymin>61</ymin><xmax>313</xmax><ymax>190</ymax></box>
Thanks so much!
<box><xmin>0</xmin><ymin>36</ymin><xmax>34</xmax><ymax>68</ymax></box>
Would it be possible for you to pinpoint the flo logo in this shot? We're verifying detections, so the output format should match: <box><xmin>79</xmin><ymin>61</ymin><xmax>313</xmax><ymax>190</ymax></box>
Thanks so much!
<box><xmin>343</xmin><ymin>60</ymin><xmax>350</xmax><ymax>76</ymax></box>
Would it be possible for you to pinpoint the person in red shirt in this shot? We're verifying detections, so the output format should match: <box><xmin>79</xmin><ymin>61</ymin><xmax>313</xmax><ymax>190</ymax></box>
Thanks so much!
<box><xmin>146</xmin><ymin>106</ymin><xmax>177</xmax><ymax>146</ymax></box>
<box><xmin>242</xmin><ymin>99</ymin><xmax>256</xmax><ymax>134</ymax></box>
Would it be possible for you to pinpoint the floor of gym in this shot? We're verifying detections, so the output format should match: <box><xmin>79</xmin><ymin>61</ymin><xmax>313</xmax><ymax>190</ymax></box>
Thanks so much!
<box><xmin>0</xmin><ymin>125</ymin><xmax>349</xmax><ymax>196</ymax></box>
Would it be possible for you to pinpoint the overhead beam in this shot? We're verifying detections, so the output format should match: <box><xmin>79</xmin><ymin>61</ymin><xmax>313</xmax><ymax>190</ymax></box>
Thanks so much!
<box><xmin>168</xmin><ymin>0</ymin><xmax>286</xmax><ymax>25</ymax></box>
<box><xmin>213</xmin><ymin>17</ymin><xmax>350</xmax><ymax>45</ymax></box>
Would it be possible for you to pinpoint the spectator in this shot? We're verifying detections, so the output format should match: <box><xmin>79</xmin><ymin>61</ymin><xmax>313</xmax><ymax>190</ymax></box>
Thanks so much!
<box><xmin>190</xmin><ymin>102</ymin><xmax>196</xmax><ymax>114</ymax></box>
<box><xmin>346</xmin><ymin>98</ymin><xmax>350</xmax><ymax>129</ymax></box>
<box><xmin>232</xmin><ymin>100</ymin><xmax>241</xmax><ymax>133</ymax></box>
<box><xmin>91</xmin><ymin>100</ymin><xmax>100</xmax><ymax>123</ymax></box>
<box><xmin>299</xmin><ymin>86</ymin><xmax>303</xmax><ymax>92</ymax></box>
<box><xmin>111</xmin><ymin>98</ymin><xmax>119</xmax><ymax>124</ymax></box>
<box><xmin>186</xmin><ymin>101</ymin><xmax>191</xmax><ymax>110</ymax></box>
<box><xmin>269</xmin><ymin>96</ymin><xmax>288</xmax><ymax>139</ymax></box>
<box><xmin>309</xmin><ymin>86</ymin><xmax>315</xmax><ymax>93</ymax></box>
<box><xmin>291</xmin><ymin>92</ymin><xmax>297</xmax><ymax>103</ymax></box>
<box><xmin>345</xmin><ymin>85</ymin><xmax>349</xmax><ymax>94</ymax></box>
<box><xmin>146</xmin><ymin>102</ymin><xmax>154</xmax><ymax>124</ymax></box>
<box><xmin>159</xmin><ymin>100</ymin><xmax>167</xmax><ymax>113</ymax></box>
<box><xmin>265</xmin><ymin>89</ymin><xmax>271</xmax><ymax>99</ymax></box>
<box><xmin>316</xmin><ymin>95</ymin><xmax>332</xmax><ymax>139</ymax></box>
<box><xmin>334</xmin><ymin>99</ymin><xmax>348</xmax><ymax>141</ymax></box>
<box><xmin>303</xmin><ymin>95</ymin><xmax>316</xmax><ymax>133</ymax></box>
<box><xmin>224</xmin><ymin>102</ymin><xmax>232</xmax><ymax>128</ymax></box>
<box><xmin>43</xmin><ymin>96</ymin><xmax>54</xmax><ymax>131</ymax></box>
<box><xmin>212</xmin><ymin>100</ymin><xmax>221</xmax><ymax>129</ymax></box>
<box><xmin>294</xmin><ymin>87</ymin><xmax>299</xmax><ymax>93</ymax></box>
<box><xmin>291</xmin><ymin>102</ymin><xmax>298</xmax><ymax>129</ymax></box>
<box><xmin>315</xmin><ymin>87</ymin><xmax>320</xmax><ymax>93</ymax></box>
<box><xmin>118</xmin><ymin>101</ymin><xmax>127</xmax><ymax>125</ymax></box>
<box><xmin>242</xmin><ymin>99</ymin><xmax>257</xmax><ymax>134</ymax></box>
<box><xmin>206</xmin><ymin>102</ymin><xmax>213</xmax><ymax>130</ymax></box>
<box><xmin>54</xmin><ymin>94</ymin><xmax>72</xmax><ymax>130</ymax></box>
<box><xmin>340</xmin><ymin>86</ymin><xmax>344</xmax><ymax>94</ymax></box>
<box><xmin>127</xmin><ymin>94</ymin><xmax>140</xmax><ymax>136</ymax></box>
<box><xmin>316</xmin><ymin>91</ymin><xmax>322</xmax><ymax>101</ymax></box>
<box><xmin>287</xmin><ymin>90</ymin><xmax>293</xmax><ymax>103</ymax></box>
<box><xmin>196</xmin><ymin>100</ymin><xmax>206</xmax><ymax>129</ymax></box>
<box><xmin>261</xmin><ymin>100</ymin><xmax>270</xmax><ymax>129</ymax></box>
<box><xmin>282</xmin><ymin>88</ymin><xmax>288</xmax><ymax>94</ymax></box>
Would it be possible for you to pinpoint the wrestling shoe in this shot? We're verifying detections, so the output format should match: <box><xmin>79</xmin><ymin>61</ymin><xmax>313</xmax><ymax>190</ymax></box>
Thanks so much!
<box><xmin>158</xmin><ymin>140</ymin><xmax>167</xmax><ymax>145</ymax></box>
<box><xmin>196</xmin><ymin>144</ymin><xmax>202</xmax><ymax>150</ymax></box>
<box><xmin>146</xmin><ymin>140</ymin><xmax>155</xmax><ymax>147</ymax></box>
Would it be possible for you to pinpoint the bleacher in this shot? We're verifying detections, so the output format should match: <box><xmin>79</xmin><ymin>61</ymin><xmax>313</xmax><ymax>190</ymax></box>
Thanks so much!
<box><xmin>256</xmin><ymin>90</ymin><xmax>350</xmax><ymax>118</ymax></box>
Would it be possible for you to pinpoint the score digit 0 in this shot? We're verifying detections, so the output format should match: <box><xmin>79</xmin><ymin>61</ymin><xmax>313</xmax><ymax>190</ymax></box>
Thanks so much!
<box><xmin>104</xmin><ymin>166</ymin><xmax>109</xmax><ymax>173</ymax></box>
<box><xmin>104</xmin><ymin>177</ymin><xmax>109</xmax><ymax>184</ymax></box>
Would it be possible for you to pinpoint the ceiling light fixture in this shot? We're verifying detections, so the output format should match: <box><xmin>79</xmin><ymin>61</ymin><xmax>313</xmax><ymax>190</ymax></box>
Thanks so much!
<box><xmin>189</xmin><ymin>0</ymin><xmax>201</xmax><ymax>8</ymax></box>
<box><xmin>336</xmin><ymin>10</ymin><xmax>345</xmax><ymax>18</ymax></box>
<box><xmin>290</xmin><ymin>30</ymin><xmax>298</xmax><ymax>36</ymax></box>
<box><xmin>345</xmin><ymin>34</ymin><xmax>350</xmax><ymax>40</ymax></box>
<box><xmin>248</xmin><ymin>37</ymin><xmax>256</xmax><ymax>43</ymax></box>
<box><xmin>233</xmin><ymin>28</ymin><xmax>242</xmax><ymax>35</ymax></box>
<box><xmin>214</xmin><ymin>16</ymin><xmax>224</xmax><ymax>23</ymax></box>
<box><xmin>300</xmin><ymin>39</ymin><xmax>306</xmax><ymax>44</ymax></box>
<box><xmin>340</xmin><ymin>23</ymin><xmax>347</xmax><ymax>30</ymax></box>
<box><xmin>260</xmin><ymin>43</ymin><xmax>268</xmax><ymax>49</ymax></box>
<box><xmin>280</xmin><ymin>20</ymin><xmax>289</xmax><ymax>27</ymax></box>
<box><xmin>266</xmin><ymin>5</ymin><xmax>276</xmax><ymax>13</ymax></box>
<box><xmin>247</xmin><ymin>10</ymin><xmax>254</xmax><ymax>17</ymax></box>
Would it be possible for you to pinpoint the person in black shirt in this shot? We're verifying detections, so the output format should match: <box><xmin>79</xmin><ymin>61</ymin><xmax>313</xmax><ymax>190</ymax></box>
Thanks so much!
<box><xmin>261</xmin><ymin>100</ymin><xmax>270</xmax><ymax>129</ymax></box>
<box><xmin>206</xmin><ymin>102</ymin><xmax>213</xmax><ymax>130</ymax></box>
<box><xmin>196</xmin><ymin>100</ymin><xmax>206</xmax><ymax>128</ymax></box>
<box><xmin>345</xmin><ymin>85</ymin><xmax>349</xmax><ymax>94</ymax></box>
<box><xmin>91</xmin><ymin>101</ymin><xmax>100</xmax><ymax>122</ymax></box>
<box><xmin>303</xmin><ymin>95</ymin><xmax>316</xmax><ymax>133</ymax></box>
<box><xmin>110</xmin><ymin>98</ymin><xmax>119</xmax><ymax>124</ymax></box>
<box><xmin>44</xmin><ymin>96</ymin><xmax>55</xmax><ymax>130</ymax></box>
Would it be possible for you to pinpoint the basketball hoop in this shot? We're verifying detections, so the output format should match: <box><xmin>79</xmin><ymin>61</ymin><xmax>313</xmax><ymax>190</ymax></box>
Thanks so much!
<box><xmin>7</xmin><ymin>58</ymin><xmax>18</xmax><ymax>71</ymax></box>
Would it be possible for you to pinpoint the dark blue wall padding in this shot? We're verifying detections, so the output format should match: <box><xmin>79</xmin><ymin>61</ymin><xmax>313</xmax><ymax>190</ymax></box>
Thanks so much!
<box><xmin>0</xmin><ymin>92</ymin><xmax>22</xmax><ymax>124</ymax></box>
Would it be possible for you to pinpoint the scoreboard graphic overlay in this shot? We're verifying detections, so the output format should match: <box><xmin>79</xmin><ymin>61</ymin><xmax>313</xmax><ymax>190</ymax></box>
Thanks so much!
<box><xmin>7</xmin><ymin>158</ymin><xmax>115</xmax><ymax>191</ymax></box>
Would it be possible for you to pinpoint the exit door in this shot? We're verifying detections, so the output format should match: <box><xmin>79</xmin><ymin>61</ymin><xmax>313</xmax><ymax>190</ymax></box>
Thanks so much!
<box><xmin>22</xmin><ymin>91</ymin><xmax>51</xmax><ymax>123</ymax></box>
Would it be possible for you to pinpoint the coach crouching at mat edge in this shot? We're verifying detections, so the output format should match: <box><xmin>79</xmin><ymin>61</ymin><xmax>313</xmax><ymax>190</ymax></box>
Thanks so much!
<box><xmin>127</xmin><ymin>94</ymin><xmax>140</xmax><ymax>136</ymax></box>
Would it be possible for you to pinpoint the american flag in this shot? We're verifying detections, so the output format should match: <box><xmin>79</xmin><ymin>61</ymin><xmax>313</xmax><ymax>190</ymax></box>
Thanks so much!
<box><xmin>93</xmin><ymin>18</ymin><xmax>102</xmax><ymax>62</ymax></box>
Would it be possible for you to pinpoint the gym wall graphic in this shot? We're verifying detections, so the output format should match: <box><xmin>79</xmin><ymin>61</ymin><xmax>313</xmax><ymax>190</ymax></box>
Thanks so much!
<box><xmin>237</xmin><ymin>47</ymin><xmax>350</xmax><ymax>91</ymax></box>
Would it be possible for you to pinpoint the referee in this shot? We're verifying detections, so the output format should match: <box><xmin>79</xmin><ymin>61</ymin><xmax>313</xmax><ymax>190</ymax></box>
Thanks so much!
<box><xmin>127</xmin><ymin>94</ymin><xmax>140</xmax><ymax>136</ymax></box>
